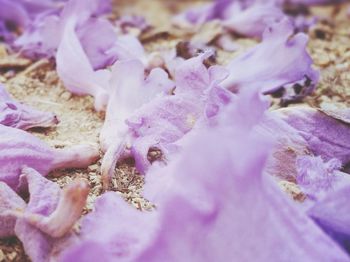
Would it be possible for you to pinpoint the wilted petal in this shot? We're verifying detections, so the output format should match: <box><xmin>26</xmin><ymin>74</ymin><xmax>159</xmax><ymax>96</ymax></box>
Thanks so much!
<box><xmin>0</xmin><ymin>84</ymin><xmax>58</xmax><ymax>130</ymax></box>
<box><xmin>308</xmin><ymin>185</ymin><xmax>350</xmax><ymax>252</ymax></box>
<box><xmin>140</xmin><ymin>88</ymin><xmax>348</xmax><ymax>261</ymax></box>
<box><xmin>100</xmin><ymin>60</ymin><xmax>173</xmax><ymax>188</ymax></box>
<box><xmin>221</xmin><ymin>18</ymin><xmax>319</xmax><ymax>104</ymax></box>
<box><xmin>277</xmin><ymin>106</ymin><xmax>350</xmax><ymax>164</ymax></box>
<box><xmin>123</xmin><ymin>55</ymin><xmax>227</xmax><ymax>175</ymax></box>
<box><xmin>14</xmin><ymin>167</ymin><xmax>89</xmax><ymax>262</ymax></box>
<box><xmin>0</xmin><ymin>182</ymin><xmax>26</xmax><ymax>238</ymax></box>
<box><xmin>77</xmin><ymin>18</ymin><xmax>118</xmax><ymax>70</ymax></box>
<box><xmin>0</xmin><ymin>0</ymin><xmax>30</xmax><ymax>42</ymax></box>
<box><xmin>0</xmin><ymin>125</ymin><xmax>99</xmax><ymax>191</ymax></box>
<box><xmin>295</xmin><ymin>156</ymin><xmax>350</xmax><ymax>201</ymax></box>
<box><xmin>61</xmin><ymin>192</ymin><xmax>154</xmax><ymax>261</ymax></box>
<box><xmin>56</xmin><ymin>16</ymin><xmax>110</xmax><ymax>111</ymax></box>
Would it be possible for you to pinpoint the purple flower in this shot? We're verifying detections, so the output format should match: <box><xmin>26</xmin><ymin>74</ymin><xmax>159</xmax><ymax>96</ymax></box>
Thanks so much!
<box><xmin>1</xmin><ymin>167</ymin><xmax>89</xmax><ymax>261</ymax></box>
<box><xmin>61</xmin><ymin>88</ymin><xmax>349</xmax><ymax>261</ymax></box>
<box><xmin>100</xmin><ymin>59</ymin><xmax>174</xmax><ymax>188</ymax></box>
<box><xmin>0</xmin><ymin>84</ymin><xmax>58</xmax><ymax>129</ymax></box>
<box><xmin>61</xmin><ymin>192</ymin><xmax>155</xmax><ymax>261</ymax></box>
<box><xmin>0</xmin><ymin>124</ymin><xmax>99</xmax><ymax>191</ymax></box>
<box><xmin>100</xmin><ymin>53</ymin><xmax>230</xmax><ymax>189</ymax></box>
<box><xmin>221</xmin><ymin>18</ymin><xmax>319</xmax><ymax>104</ymax></box>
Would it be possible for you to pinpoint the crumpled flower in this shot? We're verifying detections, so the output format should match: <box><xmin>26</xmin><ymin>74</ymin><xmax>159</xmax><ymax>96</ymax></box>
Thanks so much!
<box><xmin>52</xmin><ymin>0</ymin><xmax>150</xmax><ymax>111</ymax></box>
<box><xmin>258</xmin><ymin>105</ymin><xmax>350</xmax><ymax>252</ymax></box>
<box><xmin>0</xmin><ymin>167</ymin><xmax>89</xmax><ymax>262</ymax></box>
<box><xmin>0</xmin><ymin>124</ymin><xmax>99</xmax><ymax>191</ymax></box>
<box><xmin>61</xmin><ymin>88</ymin><xmax>349</xmax><ymax>261</ymax></box>
<box><xmin>14</xmin><ymin>0</ymin><xmax>114</xmax><ymax>63</ymax></box>
<box><xmin>220</xmin><ymin>18</ymin><xmax>319</xmax><ymax>104</ymax></box>
<box><xmin>100</xmin><ymin>53</ymin><xmax>230</xmax><ymax>189</ymax></box>
<box><xmin>100</xmin><ymin>59</ymin><xmax>174</xmax><ymax>189</ymax></box>
<box><xmin>0</xmin><ymin>84</ymin><xmax>58</xmax><ymax>129</ymax></box>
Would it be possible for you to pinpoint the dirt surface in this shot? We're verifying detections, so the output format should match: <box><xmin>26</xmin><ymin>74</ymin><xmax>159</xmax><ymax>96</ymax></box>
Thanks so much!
<box><xmin>0</xmin><ymin>1</ymin><xmax>350</xmax><ymax>261</ymax></box>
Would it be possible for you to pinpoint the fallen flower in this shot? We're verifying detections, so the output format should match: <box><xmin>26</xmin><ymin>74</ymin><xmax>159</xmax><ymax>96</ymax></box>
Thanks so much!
<box><xmin>100</xmin><ymin>53</ymin><xmax>229</xmax><ymax>189</ymax></box>
<box><xmin>62</xmin><ymin>88</ymin><xmax>349</xmax><ymax>261</ymax></box>
<box><xmin>1</xmin><ymin>167</ymin><xmax>89</xmax><ymax>262</ymax></box>
<box><xmin>221</xmin><ymin>18</ymin><xmax>319</xmax><ymax>104</ymax></box>
<box><xmin>0</xmin><ymin>182</ymin><xmax>26</xmax><ymax>238</ymax></box>
<box><xmin>54</xmin><ymin>0</ymin><xmax>150</xmax><ymax>111</ymax></box>
<box><xmin>0</xmin><ymin>124</ymin><xmax>99</xmax><ymax>191</ymax></box>
<box><xmin>60</xmin><ymin>192</ymin><xmax>155</xmax><ymax>262</ymax></box>
<box><xmin>100</xmin><ymin>59</ymin><xmax>174</xmax><ymax>189</ymax></box>
<box><xmin>0</xmin><ymin>84</ymin><xmax>58</xmax><ymax>129</ymax></box>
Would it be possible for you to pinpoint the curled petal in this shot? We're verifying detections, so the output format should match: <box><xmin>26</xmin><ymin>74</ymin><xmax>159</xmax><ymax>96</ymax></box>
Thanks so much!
<box><xmin>0</xmin><ymin>84</ymin><xmax>58</xmax><ymax>130</ymax></box>
<box><xmin>0</xmin><ymin>182</ymin><xmax>26</xmax><ymax>238</ymax></box>
<box><xmin>0</xmin><ymin>125</ymin><xmax>99</xmax><ymax>191</ymax></box>
<box><xmin>12</xmin><ymin>167</ymin><xmax>88</xmax><ymax>261</ymax></box>
<box><xmin>56</xmin><ymin>16</ymin><xmax>110</xmax><ymax>111</ymax></box>
<box><xmin>221</xmin><ymin>18</ymin><xmax>319</xmax><ymax>104</ymax></box>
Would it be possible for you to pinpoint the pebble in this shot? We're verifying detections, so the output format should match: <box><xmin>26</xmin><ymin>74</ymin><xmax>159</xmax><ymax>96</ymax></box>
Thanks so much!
<box><xmin>60</xmin><ymin>91</ymin><xmax>72</xmax><ymax>100</ymax></box>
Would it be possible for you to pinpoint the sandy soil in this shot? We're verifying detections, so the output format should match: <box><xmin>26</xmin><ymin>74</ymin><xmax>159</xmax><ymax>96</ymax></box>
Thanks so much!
<box><xmin>0</xmin><ymin>1</ymin><xmax>349</xmax><ymax>261</ymax></box>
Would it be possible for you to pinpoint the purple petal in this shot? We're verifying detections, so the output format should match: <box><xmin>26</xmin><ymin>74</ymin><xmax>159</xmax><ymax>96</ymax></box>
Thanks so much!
<box><xmin>222</xmin><ymin>2</ymin><xmax>285</xmax><ymax>38</ymax></box>
<box><xmin>278</xmin><ymin>106</ymin><xmax>350</xmax><ymax>164</ymax></box>
<box><xmin>61</xmin><ymin>192</ymin><xmax>154</xmax><ymax>261</ymax></box>
<box><xmin>308</xmin><ymin>185</ymin><xmax>350</xmax><ymax>252</ymax></box>
<box><xmin>0</xmin><ymin>182</ymin><xmax>26</xmax><ymax>238</ymax></box>
<box><xmin>76</xmin><ymin>18</ymin><xmax>117</xmax><ymax>70</ymax></box>
<box><xmin>56</xmin><ymin>16</ymin><xmax>110</xmax><ymax>111</ymax></box>
<box><xmin>296</xmin><ymin>156</ymin><xmax>349</xmax><ymax>201</ymax></box>
<box><xmin>0</xmin><ymin>125</ymin><xmax>99</xmax><ymax>191</ymax></box>
<box><xmin>115</xmin><ymin>15</ymin><xmax>150</xmax><ymax>34</ymax></box>
<box><xmin>100</xmin><ymin>60</ymin><xmax>173</xmax><ymax>188</ymax></box>
<box><xmin>14</xmin><ymin>167</ymin><xmax>89</xmax><ymax>261</ymax></box>
<box><xmin>139</xmin><ymin>89</ymin><xmax>348</xmax><ymax>261</ymax></box>
<box><xmin>0</xmin><ymin>84</ymin><xmax>58</xmax><ymax>129</ymax></box>
<box><xmin>221</xmin><ymin>18</ymin><xmax>319</xmax><ymax>104</ymax></box>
